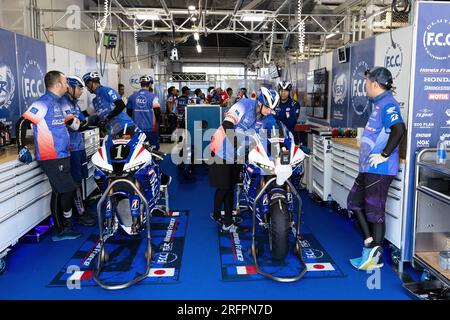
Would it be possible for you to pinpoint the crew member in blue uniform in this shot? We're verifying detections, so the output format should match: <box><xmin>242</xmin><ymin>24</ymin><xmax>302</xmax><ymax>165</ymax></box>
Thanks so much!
<box><xmin>16</xmin><ymin>71</ymin><xmax>82</xmax><ymax>241</ymax></box>
<box><xmin>209</xmin><ymin>87</ymin><xmax>280</xmax><ymax>232</ymax></box>
<box><xmin>127</xmin><ymin>75</ymin><xmax>161</xmax><ymax>150</ymax></box>
<box><xmin>274</xmin><ymin>81</ymin><xmax>300</xmax><ymax>137</ymax></box>
<box><xmin>82</xmin><ymin>71</ymin><xmax>135</xmax><ymax>136</ymax></box>
<box><xmin>347</xmin><ymin>67</ymin><xmax>406</xmax><ymax>271</ymax></box>
<box><xmin>60</xmin><ymin>75</ymin><xmax>96</xmax><ymax>227</ymax></box>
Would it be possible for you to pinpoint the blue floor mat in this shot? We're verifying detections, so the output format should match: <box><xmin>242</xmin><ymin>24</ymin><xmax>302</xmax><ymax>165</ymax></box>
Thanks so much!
<box><xmin>219</xmin><ymin>210</ymin><xmax>345</xmax><ymax>281</ymax></box>
<box><xmin>48</xmin><ymin>210</ymin><xmax>188</xmax><ymax>287</ymax></box>
<box><xmin>0</xmin><ymin>160</ymin><xmax>414</xmax><ymax>299</ymax></box>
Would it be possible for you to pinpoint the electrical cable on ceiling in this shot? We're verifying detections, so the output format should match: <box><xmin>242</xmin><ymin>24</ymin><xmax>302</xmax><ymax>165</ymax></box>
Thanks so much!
<box><xmin>298</xmin><ymin>0</ymin><xmax>305</xmax><ymax>58</ymax></box>
<box><xmin>134</xmin><ymin>19</ymin><xmax>141</xmax><ymax>69</ymax></box>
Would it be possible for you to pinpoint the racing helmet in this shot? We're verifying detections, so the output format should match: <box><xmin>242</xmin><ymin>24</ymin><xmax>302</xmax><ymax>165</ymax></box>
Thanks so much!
<box><xmin>278</xmin><ymin>80</ymin><xmax>292</xmax><ymax>91</ymax></box>
<box><xmin>82</xmin><ymin>71</ymin><xmax>100</xmax><ymax>83</ymax></box>
<box><xmin>257</xmin><ymin>87</ymin><xmax>280</xmax><ymax>110</ymax></box>
<box><xmin>139</xmin><ymin>75</ymin><xmax>154</xmax><ymax>85</ymax></box>
<box><xmin>67</xmin><ymin>75</ymin><xmax>85</xmax><ymax>88</ymax></box>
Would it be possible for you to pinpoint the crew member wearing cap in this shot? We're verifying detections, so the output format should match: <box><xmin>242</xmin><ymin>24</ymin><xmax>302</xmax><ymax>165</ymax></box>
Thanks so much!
<box><xmin>175</xmin><ymin>86</ymin><xmax>191</xmax><ymax>128</ymax></box>
<box><xmin>347</xmin><ymin>67</ymin><xmax>406</xmax><ymax>271</ymax></box>
<box><xmin>126</xmin><ymin>75</ymin><xmax>161</xmax><ymax>150</ymax></box>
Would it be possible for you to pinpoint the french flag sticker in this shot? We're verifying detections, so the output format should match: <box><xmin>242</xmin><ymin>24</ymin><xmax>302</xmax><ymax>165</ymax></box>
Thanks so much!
<box><xmin>68</xmin><ymin>270</ymin><xmax>94</xmax><ymax>281</ymax></box>
<box><xmin>149</xmin><ymin>268</ymin><xmax>175</xmax><ymax>277</ymax></box>
<box><xmin>306</xmin><ymin>263</ymin><xmax>335</xmax><ymax>271</ymax></box>
<box><xmin>236</xmin><ymin>265</ymin><xmax>257</xmax><ymax>275</ymax></box>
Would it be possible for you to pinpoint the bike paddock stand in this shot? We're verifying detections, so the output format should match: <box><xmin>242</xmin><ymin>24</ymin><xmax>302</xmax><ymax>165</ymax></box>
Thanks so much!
<box><xmin>250</xmin><ymin>177</ymin><xmax>307</xmax><ymax>282</ymax></box>
<box><xmin>94</xmin><ymin>179</ymin><xmax>153</xmax><ymax>290</ymax></box>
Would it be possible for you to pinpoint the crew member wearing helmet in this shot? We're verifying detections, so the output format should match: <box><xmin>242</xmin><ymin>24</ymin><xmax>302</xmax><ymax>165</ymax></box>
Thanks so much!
<box><xmin>209</xmin><ymin>87</ymin><xmax>280</xmax><ymax>232</ymax></box>
<box><xmin>275</xmin><ymin>81</ymin><xmax>300</xmax><ymax>136</ymax></box>
<box><xmin>347</xmin><ymin>67</ymin><xmax>406</xmax><ymax>271</ymax></box>
<box><xmin>59</xmin><ymin>76</ymin><xmax>96</xmax><ymax>227</ymax></box>
<box><xmin>126</xmin><ymin>75</ymin><xmax>161</xmax><ymax>150</ymax></box>
<box><xmin>16</xmin><ymin>71</ymin><xmax>82</xmax><ymax>241</ymax></box>
<box><xmin>82</xmin><ymin>71</ymin><xmax>135</xmax><ymax>135</ymax></box>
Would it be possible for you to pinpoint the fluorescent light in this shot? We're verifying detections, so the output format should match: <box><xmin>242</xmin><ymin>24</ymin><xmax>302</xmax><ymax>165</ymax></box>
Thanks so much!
<box><xmin>196</xmin><ymin>44</ymin><xmax>202</xmax><ymax>53</ymax></box>
<box><xmin>325</xmin><ymin>32</ymin><xmax>339</xmax><ymax>40</ymax></box>
<box><xmin>135</xmin><ymin>13</ymin><xmax>160</xmax><ymax>20</ymax></box>
<box><xmin>242</xmin><ymin>15</ymin><xmax>266</xmax><ymax>22</ymax></box>
<box><xmin>193</xmin><ymin>32</ymin><xmax>200</xmax><ymax>40</ymax></box>
<box><xmin>191</xmin><ymin>17</ymin><xmax>197</xmax><ymax>22</ymax></box>
<box><xmin>188</xmin><ymin>5</ymin><xmax>196</xmax><ymax>11</ymax></box>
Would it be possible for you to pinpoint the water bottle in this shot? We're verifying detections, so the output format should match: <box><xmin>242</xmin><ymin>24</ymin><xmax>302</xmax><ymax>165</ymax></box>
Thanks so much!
<box><xmin>437</xmin><ymin>136</ymin><xmax>447</xmax><ymax>165</ymax></box>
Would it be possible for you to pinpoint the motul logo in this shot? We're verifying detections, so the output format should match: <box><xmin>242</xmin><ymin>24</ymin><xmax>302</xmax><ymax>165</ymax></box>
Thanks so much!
<box><xmin>428</xmin><ymin>93</ymin><xmax>449</xmax><ymax>100</ymax></box>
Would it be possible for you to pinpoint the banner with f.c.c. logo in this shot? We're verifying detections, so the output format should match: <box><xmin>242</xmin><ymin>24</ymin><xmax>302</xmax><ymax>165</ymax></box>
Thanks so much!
<box><xmin>330</xmin><ymin>47</ymin><xmax>350</xmax><ymax>127</ymax></box>
<box><xmin>16</xmin><ymin>34</ymin><xmax>47</xmax><ymax>113</ymax></box>
<box><xmin>374</xmin><ymin>26</ymin><xmax>413</xmax><ymax>122</ymax></box>
<box><xmin>348</xmin><ymin>37</ymin><xmax>375</xmax><ymax>128</ymax></box>
<box><xmin>403</xmin><ymin>1</ymin><xmax>450</xmax><ymax>262</ymax></box>
<box><xmin>0</xmin><ymin>28</ymin><xmax>20</xmax><ymax>135</ymax></box>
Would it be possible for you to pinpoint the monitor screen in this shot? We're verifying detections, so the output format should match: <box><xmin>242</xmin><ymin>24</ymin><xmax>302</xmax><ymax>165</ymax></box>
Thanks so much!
<box><xmin>313</xmin><ymin>68</ymin><xmax>328</xmax><ymax>94</ymax></box>
<box><xmin>338</xmin><ymin>46</ymin><xmax>347</xmax><ymax>63</ymax></box>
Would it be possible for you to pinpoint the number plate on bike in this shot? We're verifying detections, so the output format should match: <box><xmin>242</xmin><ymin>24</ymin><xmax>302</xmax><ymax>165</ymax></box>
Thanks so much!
<box><xmin>281</xmin><ymin>151</ymin><xmax>290</xmax><ymax>165</ymax></box>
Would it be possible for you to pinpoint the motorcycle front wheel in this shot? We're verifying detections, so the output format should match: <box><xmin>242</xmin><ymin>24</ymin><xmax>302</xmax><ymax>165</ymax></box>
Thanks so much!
<box><xmin>269</xmin><ymin>200</ymin><xmax>290</xmax><ymax>260</ymax></box>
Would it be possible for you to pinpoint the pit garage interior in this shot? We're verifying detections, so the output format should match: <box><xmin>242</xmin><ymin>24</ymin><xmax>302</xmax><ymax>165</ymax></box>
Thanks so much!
<box><xmin>0</xmin><ymin>0</ymin><xmax>449</xmax><ymax>300</ymax></box>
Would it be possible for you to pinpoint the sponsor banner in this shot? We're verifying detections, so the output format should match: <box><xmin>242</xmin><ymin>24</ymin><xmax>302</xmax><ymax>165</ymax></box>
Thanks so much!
<box><xmin>404</xmin><ymin>1</ymin><xmax>450</xmax><ymax>261</ymax></box>
<box><xmin>16</xmin><ymin>34</ymin><xmax>47</xmax><ymax>111</ymax></box>
<box><xmin>330</xmin><ymin>48</ymin><xmax>351</xmax><ymax>127</ymax></box>
<box><xmin>349</xmin><ymin>37</ymin><xmax>375</xmax><ymax>127</ymax></box>
<box><xmin>0</xmin><ymin>28</ymin><xmax>20</xmax><ymax>136</ymax></box>
<box><xmin>375</xmin><ymin>26</ymin><xmax>413</xmax><ymax>121</ymax></box>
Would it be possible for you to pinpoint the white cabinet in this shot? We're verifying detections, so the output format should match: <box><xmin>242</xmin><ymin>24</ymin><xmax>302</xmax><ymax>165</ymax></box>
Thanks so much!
<box><xmin>311</xmin><ymin>134</ymin><xmax>333</xmax><ymax>201</ymax></box>
<box><xmin>0</xmin><ymin>158</ymin><xmax>52</xmax><ymax>257</ymax></box>
<box><xmin>0</xmin><ymin>128</ymin><xmax>100</xmax><ymax>264</ymax></box>
<box><xmin>330</xmin><ymin>139</ymin><xmax>406</xmax><ymax>249</ymax></box>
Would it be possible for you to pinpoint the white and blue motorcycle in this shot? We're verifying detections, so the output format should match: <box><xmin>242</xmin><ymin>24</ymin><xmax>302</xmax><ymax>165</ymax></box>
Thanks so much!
<box><xmin>240</xmin><ymin>122</ymin><xmax>308</xmax><ymax>282</ymax></box>
<box><xmin>91</xmin><ymin>125</ymin><xmax>165</xmax><ymax>289</ymax></box>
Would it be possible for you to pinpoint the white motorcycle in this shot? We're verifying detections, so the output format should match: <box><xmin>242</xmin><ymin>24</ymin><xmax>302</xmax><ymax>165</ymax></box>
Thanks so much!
<box><xmin>241</xmin><ymin>123</ymin><xmax>308</xmax><ymax>282</ymax></box>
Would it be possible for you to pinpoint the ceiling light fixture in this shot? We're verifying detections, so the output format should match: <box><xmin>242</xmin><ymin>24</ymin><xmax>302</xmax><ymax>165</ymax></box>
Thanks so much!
<box><xmin>134</xmin><ymin>13</ymin><xmax>160</xmax><ymax>20</ymax></box>
<box><xmin>188</xmin><ymin>5</ymin><xmax>196</xmax><ymax>11</ymax></box>
<box><xmin>193</xmin><ymin>32</ymin><xmax>200</xmax><ymax>41</ymax></box>
<box><xmin>325</xmin><ymin>32</ymin><xmax>339</xmax><ymax>40</ymax></box>
<box><xmin>196</xmin><ymin>43</ymin><xmax>202</xmax><ymax>53</ymax></box>
<box><xmin>242</xmin><ymin>15</ymin><xmax>266</xmax><ymax>22</ymax></box>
